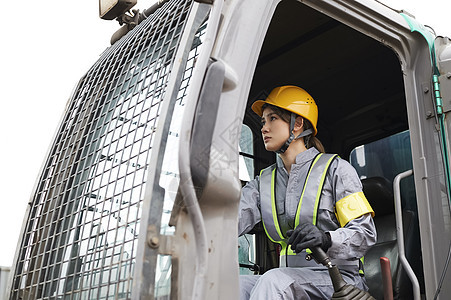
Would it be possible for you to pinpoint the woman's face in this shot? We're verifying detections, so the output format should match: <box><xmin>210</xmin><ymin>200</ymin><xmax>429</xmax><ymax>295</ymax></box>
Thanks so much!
<box><xmin>261</xmin><ymin>107</ymin><xmax>290</xmax><ymax>152</ymax></box>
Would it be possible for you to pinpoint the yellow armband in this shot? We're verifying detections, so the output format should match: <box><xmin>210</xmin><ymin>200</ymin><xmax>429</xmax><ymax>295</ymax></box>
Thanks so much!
<box><xmin>335</xmin><ymin>192</ymin><xmax>375</xmax><ymax>227</ymax></box>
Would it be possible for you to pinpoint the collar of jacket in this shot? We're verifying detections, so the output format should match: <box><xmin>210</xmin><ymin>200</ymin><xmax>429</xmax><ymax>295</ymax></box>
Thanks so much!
<box><xmin>276</xmin><ymin>147</ymin><xmax>320</xmax><ymax>171</ymax></box>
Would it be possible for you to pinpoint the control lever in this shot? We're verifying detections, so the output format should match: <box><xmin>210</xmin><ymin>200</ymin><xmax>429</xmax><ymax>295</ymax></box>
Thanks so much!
<box><xmin>239</xmin><ymin>263</ymin><xmax>260</xmax><ymax>274</ymax></box>
<box><xmin>307</xmin><ymin>247</ymin><xmax>375</xmax><ymax>300</ymax></box>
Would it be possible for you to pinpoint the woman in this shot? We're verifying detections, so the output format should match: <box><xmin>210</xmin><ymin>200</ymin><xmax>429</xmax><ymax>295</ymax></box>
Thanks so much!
<box><xmin>239</xmin><ymin>85</ymin><xmax>376</xmax><ymax>299</ymax></box>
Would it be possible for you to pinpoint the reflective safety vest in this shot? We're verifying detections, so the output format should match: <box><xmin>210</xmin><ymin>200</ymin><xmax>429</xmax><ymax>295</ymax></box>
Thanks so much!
<box><xmin>259</xmin><ymin>153</ymin><xmax>373</xmax><ymax>268</ymax></box>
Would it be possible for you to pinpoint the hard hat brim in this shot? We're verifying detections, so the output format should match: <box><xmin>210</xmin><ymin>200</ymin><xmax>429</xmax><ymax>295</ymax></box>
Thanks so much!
<box><xmin>251</xmin><ymin>100</ymin><xmax>267</xmax><ymax>117</ymax></box>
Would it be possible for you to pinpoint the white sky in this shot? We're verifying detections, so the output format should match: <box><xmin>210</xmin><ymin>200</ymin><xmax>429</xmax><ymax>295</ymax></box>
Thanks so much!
<box><xmin>0</xmin><ymin>0</ymin><xmax>450</xmax><ymax>268</ymax></box>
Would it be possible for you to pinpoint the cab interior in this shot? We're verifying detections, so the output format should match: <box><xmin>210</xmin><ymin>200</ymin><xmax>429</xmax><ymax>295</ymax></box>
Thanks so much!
<box><xmin>238</xmin><ymin>0</ymin><xmax>424</xmax><ymax>298</ymax></box>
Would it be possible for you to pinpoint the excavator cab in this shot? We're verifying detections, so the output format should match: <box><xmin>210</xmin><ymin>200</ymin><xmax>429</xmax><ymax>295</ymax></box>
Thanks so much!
<box><xmin>6</xmin><ymin>0</ymin><xmax>451</xmax><ymax>299</ymax></box>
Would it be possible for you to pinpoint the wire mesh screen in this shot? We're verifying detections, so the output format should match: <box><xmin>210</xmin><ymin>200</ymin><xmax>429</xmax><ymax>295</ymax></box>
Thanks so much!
<box><xmin>10</xmin><ymin>0</ymin><xmax>204</xmax><ymax>299</ymax></box>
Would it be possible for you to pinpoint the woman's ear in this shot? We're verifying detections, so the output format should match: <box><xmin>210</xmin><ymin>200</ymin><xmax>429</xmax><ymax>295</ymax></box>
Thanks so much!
<box><xmin>294</xmin><ymin>116</ymin><xmax>304</xmax><ymax>132</ymax></box>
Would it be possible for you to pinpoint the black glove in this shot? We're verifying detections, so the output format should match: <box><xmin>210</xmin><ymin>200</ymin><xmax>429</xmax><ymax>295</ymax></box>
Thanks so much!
<box><xmin>286</xmin><ymin>223</ymin><xmax>332</xmax><ymax>253</ymax></box>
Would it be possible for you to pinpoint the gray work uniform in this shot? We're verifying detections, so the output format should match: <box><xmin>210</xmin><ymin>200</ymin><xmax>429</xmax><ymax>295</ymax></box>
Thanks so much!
<box><xmin>238</xmin><ymin>147</ymin><xmax>377</xmax><ymax>300</ymax></box>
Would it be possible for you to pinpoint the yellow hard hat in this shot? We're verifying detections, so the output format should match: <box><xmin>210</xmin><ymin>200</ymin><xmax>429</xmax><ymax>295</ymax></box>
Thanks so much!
<box><xmin>251</xmin><ymin>85</ymin><xmax>318</xmax><ymax>136</ymax></box>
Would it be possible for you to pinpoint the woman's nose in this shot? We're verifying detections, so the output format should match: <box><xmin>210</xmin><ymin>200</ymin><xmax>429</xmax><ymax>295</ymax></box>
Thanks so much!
<box><xmin>261</xmin><ymin>124</ymin><xmax>268</xmax><ymax>133</ymax></box>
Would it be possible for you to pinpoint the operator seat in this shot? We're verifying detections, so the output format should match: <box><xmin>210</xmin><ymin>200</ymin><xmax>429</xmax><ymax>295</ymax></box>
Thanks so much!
<box><xmin>362</xmin><ymin>177</ymin><xmax>418</xmax><ymax>299</ymax></box>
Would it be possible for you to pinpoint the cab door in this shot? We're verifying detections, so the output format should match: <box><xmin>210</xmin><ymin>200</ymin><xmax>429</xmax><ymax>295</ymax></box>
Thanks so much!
<box><xmin>211</xmin><ymin>0</ymin><xmax>451</xmax><ymax>299</ymax></box>
<box><xmin>392</xmin><ymin>16</ymin><xmax>451</xmax><ymax>298</ymax></box>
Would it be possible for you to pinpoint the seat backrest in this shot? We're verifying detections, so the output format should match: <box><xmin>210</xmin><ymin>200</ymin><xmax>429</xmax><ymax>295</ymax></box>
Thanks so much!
<box><xmin>362</xmin><ymin>177</ymin><xmax>416</xmax><ymax>300</ymax></box>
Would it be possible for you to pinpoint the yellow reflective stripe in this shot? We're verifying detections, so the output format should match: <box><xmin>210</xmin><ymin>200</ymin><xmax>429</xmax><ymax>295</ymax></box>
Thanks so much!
<box><xmin>312</xmin><ymin>154</ymin><xmax>337</xmax><ymax>225</ymax></box>
<box><xmin>282</xmin><ymin>243</ymin><xmax>297</xmax><ymax>255</ymax></box>
<box><xmin>260</xmin><ymin>169</ymin><xmax>276</xmax><ymax>243</ymax></box>
<box><xmin>359</xmin><ymin>257</ymin><xmax>365</xmax><ymax>275</ymax></box>
<box><xmin>335</xmin><ymin>192</ymin><xmax>375</xmax><ymax>227</ymax></box>
<box><xmin>280</xmin><ymin>241</ymin><xmax>288</xmax><ymax>256</ymax></box>
<box><xmin>270</xmin><ymin>168</ymin><xmax>285</xmax><ymax>240</ymax></box>
<box><xmin>262</xmin><ymin>221</ymin><xmax>277</xmax><ymax>243</ymax></box>
<box><xmin>285</xmin><ymin>245</ymin><xmax>310</xmax><ymax>255</ymax></box>
<box><xmin>294</xmin><ymin>154</ymin><xmax>322</xmax><ymax>228</ymax></box>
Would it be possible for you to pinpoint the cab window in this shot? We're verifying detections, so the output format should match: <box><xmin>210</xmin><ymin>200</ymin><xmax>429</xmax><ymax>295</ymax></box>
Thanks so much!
<box><xmin>238</xmin><ymin>124</ymin><xmax>257</xmax><ymax>275</ymax></box>
<box><xmin>350</xmin><ymin>130</ymin><xmax>416</xmax><ymax>211</ymax></box>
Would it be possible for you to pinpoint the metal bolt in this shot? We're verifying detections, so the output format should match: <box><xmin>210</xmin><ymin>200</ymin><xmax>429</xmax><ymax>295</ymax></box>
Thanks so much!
<box><xmin>446</xmin><ymin>72</ymin><xmax>451</xmax><ymax>79</ymax></box>
<box><xmin>148</xmin><ymin>236</ymin><xmax>160</xmax><ymax>248</ymax></box>
<box><xmin>423</xmin><ymin>87</ymin><xmax>429</xmax><ymax>93</ymax></box>
<box><xmin>426</xmin><ymin>111</ymin><xmax>433</xmax><ymax>117</ymax></box>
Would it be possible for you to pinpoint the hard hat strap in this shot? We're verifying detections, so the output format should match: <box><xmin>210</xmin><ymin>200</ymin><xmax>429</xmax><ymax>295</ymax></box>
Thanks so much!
<box><xmin>275</xmin><ymin>113</ymin><xmax>313</xmax><ymax>153</ymax></box>
<box><xmin>295</xmin><ymin>128</ymin><xmax>313</xmax><ymax>140</ymax></box>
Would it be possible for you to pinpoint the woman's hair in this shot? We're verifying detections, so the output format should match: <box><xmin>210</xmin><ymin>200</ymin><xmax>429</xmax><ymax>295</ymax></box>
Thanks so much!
<box><xmin>261</xmin><ymin>103</ymin><xmax>325</xmax><ymax>153</ymax></box>
<box><xmin>303</xmin><ymin>119</ymin><xmax>325</xmax><ymax>153</ymax></box>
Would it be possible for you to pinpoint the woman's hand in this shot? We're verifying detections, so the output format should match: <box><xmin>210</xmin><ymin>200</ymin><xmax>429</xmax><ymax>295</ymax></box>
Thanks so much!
<box><xmin>287</xmin><ymin>223</ymin><xmax>332</xmax><ymax>253</ymax></box>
